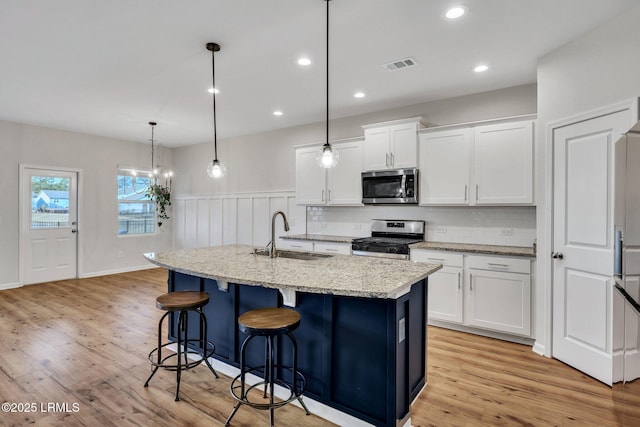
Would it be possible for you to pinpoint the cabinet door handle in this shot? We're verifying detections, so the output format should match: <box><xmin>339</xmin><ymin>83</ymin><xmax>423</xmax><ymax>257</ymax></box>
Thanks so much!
<box><xmin>464</xmin><ymin>185</ymin><xmax>468</xmax><ymax>202</ymax></box>
<box><xmin>325</xmin><ymin>248</ymin><xmax>338</xmax><ymax>252</ymax></box>
<box><xmin>488</xmin><ymin>263</ymin><xmax>509</xmax><ymax>268</ymax></box>
<box><xmin>322</xmin><ymin>189</ymin><xmax>325</xmax><ymax>202</ymax></box>
<box><xmin>457</xmin><ymin>272</ymin><xmax>461</xmax><ymax>290</ymax></box>
<box><xmin>328</xmin><ymin>189</ymin><xmax>331</xmax><ymax>202</ymax></box>
<box><xmin>385</xmin><ymin>153</ymin><xmax>389</xmax><ymax>167</ymax></box>
<box><xmin>427</xmin><ymin>257</ymin><xmax>445</xmax><ymax>261</ymax></box>
<box><xmin>476</xmin><ymin>184</ymin><xmax>479</xmax><ymax>201</ymax></box>
<box><xmin>470</xmin><ymin>273</ymin><xmax>473</xmax><ymax>291</ymax></box>
<box><xmin>390</xmin><ymin>152</ymin><xmax>394</xmax><ymax>166</ymax></box>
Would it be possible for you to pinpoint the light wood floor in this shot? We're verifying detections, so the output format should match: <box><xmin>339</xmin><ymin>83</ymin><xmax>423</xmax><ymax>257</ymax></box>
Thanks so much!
<box><xmin>0</xmin><ymin>268</ymin><xmax>638</xmax><ymax>426</ymax></box>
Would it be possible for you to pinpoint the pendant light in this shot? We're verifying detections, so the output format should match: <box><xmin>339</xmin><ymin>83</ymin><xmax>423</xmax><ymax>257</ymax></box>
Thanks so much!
<box><xmin>316</xmin><ymin>0</ymin><xmax>339</xmax><ymax>168</ymax></box>
<box><xmin>206</xmin><ymin>42</ymin><xmax>227</xmax><ymax>179</ymax></box>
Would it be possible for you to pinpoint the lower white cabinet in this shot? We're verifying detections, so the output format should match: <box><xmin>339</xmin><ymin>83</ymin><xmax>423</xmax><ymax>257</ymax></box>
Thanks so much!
<box><xmin>278</xmin><ymin>239</ymin><xmax>351</xmax><ymax>255</ymax></box>
<box><xmin>411</xmin><ymin>250</ymin><xmax>463</xmax><ymax>323</ymax></box>
<box><xmin>313</xmin><ymin>242</ymin><xmax>351</xmax><ymax>255</ymax></box>
<box><xmin>412</xmin><ymin>249</ymin><xmax>532</xmax><ymax>338</ymax></box>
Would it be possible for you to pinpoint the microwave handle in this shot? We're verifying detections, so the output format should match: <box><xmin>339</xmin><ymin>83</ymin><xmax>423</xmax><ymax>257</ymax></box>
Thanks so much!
<box><xmin>401</xmin><ymin>174</ymin><xmax>407</xmax><ymax>197</ymax></box>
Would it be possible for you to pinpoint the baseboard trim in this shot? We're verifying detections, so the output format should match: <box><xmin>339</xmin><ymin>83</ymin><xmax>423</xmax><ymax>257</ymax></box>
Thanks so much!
<box><xmin>79</xmin><ymin>264</ymin><xmax>158</xmax><ymax>279</ymax></box>
<box><xmin>0</xmin><ymin>282</ymin><xmax>22</xmax><ymax>291</ymax></box>
<box><xmin>532</xmin><ymin>341</ymin><xmax>546</xmax><ymax>356</ymax></box>
<box><xmin>428</xmin><ymin>320</ymin><xmax>536</xmax><ymax>347</ymax></box>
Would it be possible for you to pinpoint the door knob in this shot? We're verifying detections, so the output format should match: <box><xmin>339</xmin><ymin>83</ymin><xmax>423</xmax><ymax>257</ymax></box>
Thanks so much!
<box><xmin>551</xmin><ymin>251</ymin><xmax>564</xmax><ymax>259</ymax></box>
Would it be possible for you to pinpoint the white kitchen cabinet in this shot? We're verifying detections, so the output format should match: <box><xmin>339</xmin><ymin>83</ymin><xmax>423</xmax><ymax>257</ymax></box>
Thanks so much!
<box><xmin>473</xmin><ymin>120</ymin><xmax>533</xmax><ymax>205</ymax></box>
<box><xmin>418</xmin><ymin>128</ymin><xmax>472</xmax><ymax>205</ymax></box>
<box><xmin>278</xmin><ymin>239</ymin><xmax>351</xmax><ymax>255</ymax></box>
<box><xmin>466</xmin><ymin>255</ymin><xmax>531</xmax><ymax>336</ymax></box>
<box><xmin>418</xmin><ymin>119</ymin><xmax>534</xmax><ymax>206</ymax></box>
<box><xmin>411</xmin><ymin>250</ymin><xmax>464</xmax><ymax>323</ymax></box>
<box><xmin>313</xmin><ymin>242</ymin><xmax>351</xmax><ymax>255</ymax></box>
<box><xmin>278</xmin><ymin>239</ymin><xmax>314</xmax><ymax>252</ymax></box>
<box><xmin>295</xmin><ymin>140</ymin><xmax>363</xmax><ymax>206</ymax></box>
<box><xmin>362</xmin><ymin>118</ymin><xmax>425</xmax><ymax>171</ymax></box>
<box><xmin>412</xmin><ymin>249</ymin><xmax>532</xmax><ymax>339</ymax></box>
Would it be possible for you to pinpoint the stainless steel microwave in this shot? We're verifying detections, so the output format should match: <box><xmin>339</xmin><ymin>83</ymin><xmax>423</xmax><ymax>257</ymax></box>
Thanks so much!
<box><xmin>362</xmin><ymin>168</ymin><xmax>418</xmax><ymax>204</ymax></box>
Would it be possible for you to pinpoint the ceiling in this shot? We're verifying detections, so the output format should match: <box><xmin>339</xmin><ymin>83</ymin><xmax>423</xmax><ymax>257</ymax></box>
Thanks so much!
<box><xmin>0</xmin><ymin>0</ymin><xmax>635</xmax><ymax>148</ymax></box>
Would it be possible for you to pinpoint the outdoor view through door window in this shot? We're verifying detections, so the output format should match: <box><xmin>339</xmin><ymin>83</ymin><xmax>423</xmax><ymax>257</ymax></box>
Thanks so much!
<box><xmin>31</xmin><ymin>176</ymin><xmax>70</xmax><ymax>229</ymax></box>
<box><xmin>117</xmin><ymin>173</ymin><xmax>155</xmax><ymax>235</ymax></box>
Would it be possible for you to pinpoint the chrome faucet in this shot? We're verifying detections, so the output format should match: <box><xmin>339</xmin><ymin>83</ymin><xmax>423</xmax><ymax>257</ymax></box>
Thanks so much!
<box><xmin>269</xmin><ymin>210</ymin><xmax>290</xmax><ymax>258</ymax></box>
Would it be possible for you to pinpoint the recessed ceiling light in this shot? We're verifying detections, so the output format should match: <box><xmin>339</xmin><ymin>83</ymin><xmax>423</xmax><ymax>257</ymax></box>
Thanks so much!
<box><xmin>474</xmin><ymin>64</ymin><xmax>489</xmax><ymax>73</ymax></box>
<box><xmin>297</xmin><ymin>57</ymin><xmax>311</xmax><ymax>66</ymax></box>
<box><xmin>273</xmin><ymin>110</ymin><xmax>283</xmax><ymax>116</ymax></box>
<box><xmin>354</xmin><ymin>92</ymin><xmax>365</xmax><ymax>98</ymax></box>
<box><xmin>444</xmin><ymin>5</ymin><xmax>467</xmax><ymax>20</ymax></box>
<box><xmin>208</xmin><ymin>87</ymin><xmax>220</xmax><ymax>94</ymax></box>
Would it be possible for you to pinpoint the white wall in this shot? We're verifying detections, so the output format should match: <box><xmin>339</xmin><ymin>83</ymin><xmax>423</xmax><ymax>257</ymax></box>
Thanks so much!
<box><xmin>0</xmin><ymin>120</ymin><xmax>173</xmax><ymax>287</ymax></box>
<box><xmin>173</xmin><ymin>84</ymin><xmax>537</xmax><ymax>196</ymax></box>
<box><xmin>534</xmin><ymin>4</ymin><xmax>640</xmax><ymax>355</ymax></box>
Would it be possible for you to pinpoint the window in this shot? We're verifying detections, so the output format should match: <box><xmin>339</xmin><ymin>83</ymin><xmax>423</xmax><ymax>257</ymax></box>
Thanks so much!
<box><xmin>31</xmin><ymin>175</ymin><xmax>70</xmax><ymax>229</ymax></box>
<box><xmin>117</xmin><ymin>170</ymin><xmax>155</xmax><ymax>235</ymax></box>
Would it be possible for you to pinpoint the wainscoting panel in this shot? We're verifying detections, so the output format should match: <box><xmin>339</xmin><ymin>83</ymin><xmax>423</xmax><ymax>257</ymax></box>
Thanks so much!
<box><xmin>172</xmin><ymin>191</ymin><xmax>299</xmax><ymax>250</ymax></box>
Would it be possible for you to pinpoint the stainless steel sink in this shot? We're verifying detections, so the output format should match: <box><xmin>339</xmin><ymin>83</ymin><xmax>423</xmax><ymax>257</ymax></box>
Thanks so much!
<box><xmin>253</xmin><ymin>248</ymin><xmax>333</xmax><ymax>260</ymax></box>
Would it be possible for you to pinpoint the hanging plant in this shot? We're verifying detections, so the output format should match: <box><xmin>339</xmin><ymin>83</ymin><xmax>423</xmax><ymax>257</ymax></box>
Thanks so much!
<box><xmin>147</xmin><ymin>183</ymin><xmax>171</xmax><ymax>228</ymax></box>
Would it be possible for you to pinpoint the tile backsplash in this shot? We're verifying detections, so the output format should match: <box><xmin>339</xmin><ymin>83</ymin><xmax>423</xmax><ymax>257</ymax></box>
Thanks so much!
<box><xmin>306</xmin><ymin>205</ymin><xmax>536</xmax><ymax>247</ymax></box>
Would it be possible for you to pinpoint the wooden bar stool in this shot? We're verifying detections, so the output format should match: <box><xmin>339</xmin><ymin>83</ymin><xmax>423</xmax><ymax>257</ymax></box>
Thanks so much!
<box><xmin>144</xmin><ymin>290</ymin><xmax>218</xmax><ymax>401</ymax></box>
<box><xmin>225</xmin><ymin>307</ymin><xmax>309</xmax><ymax>426</ymax></box>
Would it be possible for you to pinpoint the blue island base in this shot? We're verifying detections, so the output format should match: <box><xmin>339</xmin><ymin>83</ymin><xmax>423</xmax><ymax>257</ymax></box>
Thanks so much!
<box><xmin>168</xmin><ymin>270</ymin><xmax>428</xmax><ymax>427</ymax></box>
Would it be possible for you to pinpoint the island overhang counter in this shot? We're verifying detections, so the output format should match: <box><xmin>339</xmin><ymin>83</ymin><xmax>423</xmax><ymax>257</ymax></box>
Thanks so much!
<box><xmin>144</xmin><ymin>245</ymin><xmax>441</xmax><ymax>427</ymax></box>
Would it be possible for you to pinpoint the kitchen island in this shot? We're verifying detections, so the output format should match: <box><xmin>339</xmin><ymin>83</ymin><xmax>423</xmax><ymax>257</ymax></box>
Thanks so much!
<box><xmin>144</xmin><ymin>245</ymin><xmax>441</xmax><ymax>427</ymax></box>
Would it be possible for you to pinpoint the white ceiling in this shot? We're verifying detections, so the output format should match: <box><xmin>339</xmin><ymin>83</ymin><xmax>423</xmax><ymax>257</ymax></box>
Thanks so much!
<box><xmin>0</xmin><ymin>0</ymin><xmax>635</xmax><ymax>147</ymax></box>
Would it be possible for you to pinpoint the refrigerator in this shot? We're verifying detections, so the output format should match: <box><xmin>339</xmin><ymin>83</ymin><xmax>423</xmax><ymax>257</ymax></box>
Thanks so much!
<box><xmin>613</xmin><ymin>123</ymin><xmax>640</xmax><ymax>423</ymax></box>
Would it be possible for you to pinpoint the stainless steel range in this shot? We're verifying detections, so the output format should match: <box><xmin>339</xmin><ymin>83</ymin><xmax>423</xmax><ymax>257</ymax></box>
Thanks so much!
<box><xmin>352</xmin><ymin>219</ymin><xmax>425</xmax><ymax>260</ymax></box>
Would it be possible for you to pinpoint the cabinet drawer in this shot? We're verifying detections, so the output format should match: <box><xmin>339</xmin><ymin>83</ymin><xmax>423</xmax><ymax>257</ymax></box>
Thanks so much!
<box><xmin>278</xmin><ymin>240</ymin><xmax>314</xmax><ymax>252</ymax></box>
<box><xmin>314</xmin><ymin>242</ymin><xmax>351</xmax><ymax>255</ymax></box>
<box><xmin>411</xmin><ymin>250</ymin><xmax>463</xmax><ymax>267</ymax></box>
<box><xmin>467</xmin><ymin>254</ymin><xmax>530</xmax><ymax>274</ymax></box>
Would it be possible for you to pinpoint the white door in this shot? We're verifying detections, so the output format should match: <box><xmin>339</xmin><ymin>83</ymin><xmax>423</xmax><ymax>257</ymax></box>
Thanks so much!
<box><xmin>552</xmin><ymin>110</ymin><xmax>630</xmax><ymax>385</ymax></box>
<box><xmin>21</xmin><ymin>167</ymin><xmax>78</xmax><ymax>285</ymax></box>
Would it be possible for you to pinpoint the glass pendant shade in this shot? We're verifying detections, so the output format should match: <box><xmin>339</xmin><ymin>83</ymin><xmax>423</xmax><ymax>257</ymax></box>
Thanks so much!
<box><xmin>316</xmin><ymin>143</ymin><xmax>339</xmax><ymax>168</ymax></box>
<box><xmin>206</xmin><ymin>159</ymin><xmax>226</xmax><ymax>179</ymax></box>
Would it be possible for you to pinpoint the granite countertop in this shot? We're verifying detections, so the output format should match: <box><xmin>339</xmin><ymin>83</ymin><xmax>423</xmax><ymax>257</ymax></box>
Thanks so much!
<box><xmin>144</xmin><ymin>245</ymin><xmax>441</xmax><ymax>299</ymax></box>
<box><xmin>410</xmin><ymin>241</ymin><xmax>536</xmax><ymax>257</ymax></box>
<box><xmin>280</xmin><ymin>234</ymin><xmax>356</xmax><ymax>244</ymax></box>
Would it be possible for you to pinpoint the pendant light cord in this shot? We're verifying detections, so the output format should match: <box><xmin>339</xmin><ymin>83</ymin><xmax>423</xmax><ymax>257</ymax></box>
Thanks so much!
<box><xmin>149</xmin><ymin>121</ymin><xmax>156</xmax><ymax>176</ymax></box>
<box><xmin>211</xmin><ymin>48</ymin><xmax>218</xmax><ymax>161</ymax></box>
<box><xmin>325</xmin><ymin>0</ymin><xmax>330</xmax><ymax>147</ymax></box>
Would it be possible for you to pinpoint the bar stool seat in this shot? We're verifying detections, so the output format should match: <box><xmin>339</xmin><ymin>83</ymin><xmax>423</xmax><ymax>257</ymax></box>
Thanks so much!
<box><xmin>226</xmin><ymin>307</ymin><xmax>309</xmax><ymax>426</ymax></box>
<box><xmin>144</xmin><ymin>290</ymin><xmax>218</xmax><ymax>401</ymax></box>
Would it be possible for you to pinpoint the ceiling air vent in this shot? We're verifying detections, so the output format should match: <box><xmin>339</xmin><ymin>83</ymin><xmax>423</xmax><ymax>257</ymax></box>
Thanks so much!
<box><xmin>384</xmin><ymin>57</ymin><xmax>418</xmax><ymax>71</ymax></box>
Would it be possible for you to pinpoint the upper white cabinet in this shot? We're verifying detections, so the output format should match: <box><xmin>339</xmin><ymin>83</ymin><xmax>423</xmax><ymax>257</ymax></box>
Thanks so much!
<box><xmin>295</xmin><ymin>139</ymin><xmax>363</xmax><ymax>206</ymax></box>
<box><xmin>419</xmin><ymin>128</ymin><xmax>473</xmax><ymax>205</ymax></box>
<box><xmin>419</xmin><ymin>119</ymin><xmax>534</xmax><ymax>206</ymax></box>
<box><xmin>362</xmin><ymin>118</ymin><xmax>426</xmax><ymax>171</ymax></box>
<box><xmin>473</xmin><ymin>121</ymin><xmax>534</xmax><ymax>205</ymax></box>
